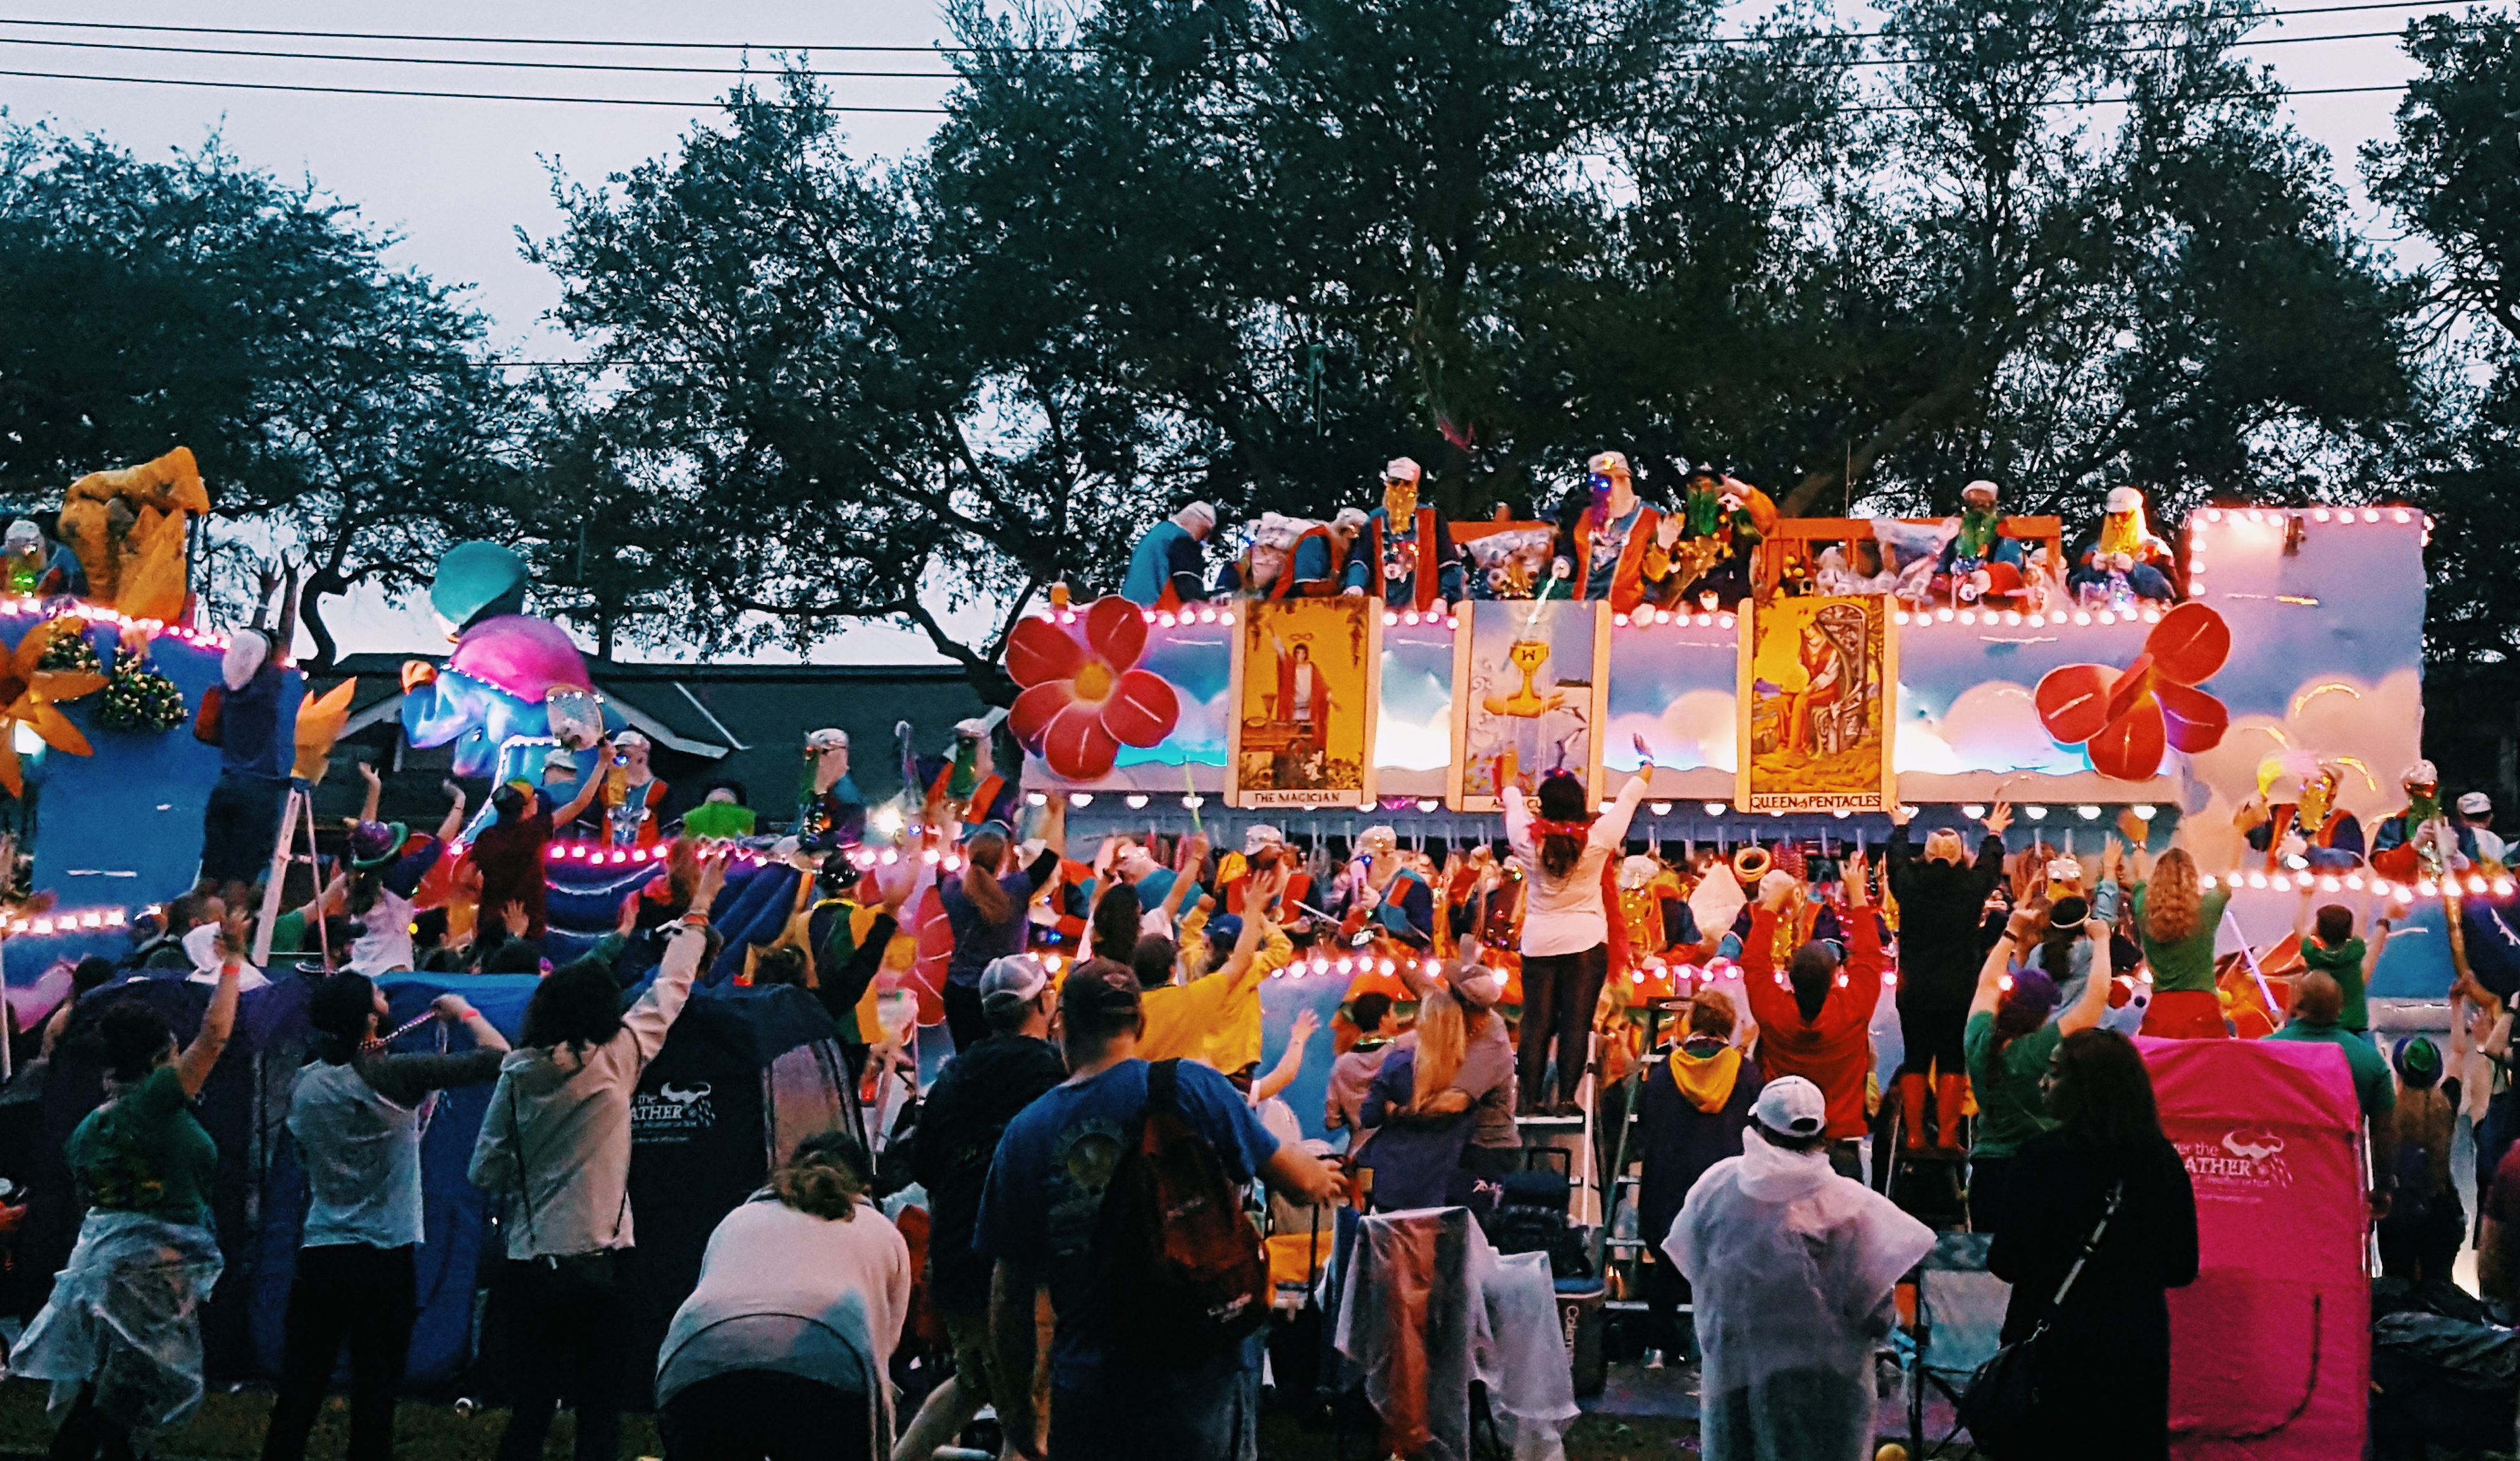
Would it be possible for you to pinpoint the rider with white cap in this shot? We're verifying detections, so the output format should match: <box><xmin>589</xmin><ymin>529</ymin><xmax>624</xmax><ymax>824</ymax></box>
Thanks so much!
<box><xmin>1342</xmin><ymin>457</ymin><xmax>1462</xmax><ymax>612</ymax></box>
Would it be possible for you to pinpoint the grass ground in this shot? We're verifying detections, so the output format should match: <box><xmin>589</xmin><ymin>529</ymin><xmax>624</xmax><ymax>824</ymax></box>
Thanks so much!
<box><xmin>0</xmin><ymin>1379</ymin><xmax>1715</xmax><ymax>1461</ymax></box>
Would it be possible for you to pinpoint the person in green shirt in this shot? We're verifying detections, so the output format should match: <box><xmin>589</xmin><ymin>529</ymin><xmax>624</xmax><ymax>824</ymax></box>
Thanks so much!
<box><xmin>2292</xmin><ymin>885</ymin><xmax>2397</xmax><ymax>1037</ymax></box>
<box><xmin>2270</xmin><ymin>970</ymin><xmax>2399</xmax><ymax>1219</ymax></box>
<box><xmin>2131</xmin><ymin>847</ymin><xmax>2233</xmax><ymax>1039</ymax></box>
<box><xmin>15</xmin><ymin>911</ymin><xmax>247</xmax><ymax>1457</ymax></box>
<box><xmin>1965</xmin><ymin>896</ymin><xmax>2116</xmax><ymax>1231</ymax></box>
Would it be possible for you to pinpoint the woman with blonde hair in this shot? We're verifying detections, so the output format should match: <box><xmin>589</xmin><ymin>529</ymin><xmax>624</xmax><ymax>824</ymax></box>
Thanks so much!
<box><xmin>2133</xmin><ymin>847</ymin><xmax>2230</xmax><ymax>1039</ymax></box>
<box><xmin>655</xmin><ymin>1131</ymin><xmax>910</xmax><ymax>1460</ymax></box>
<box><xmin>1357</xmin><ymin>968</ymin><xmax>1515</xmax><ymax>1211</ymax></box>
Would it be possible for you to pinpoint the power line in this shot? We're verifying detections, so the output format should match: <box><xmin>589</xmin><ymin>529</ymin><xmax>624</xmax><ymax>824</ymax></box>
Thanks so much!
<box><xmin>0</xmin><ymin>23</ymin><xmax>2456</xmax><ymax>81</ymax></box>
<box><xmin>0</xmin><ymin>35</ymin><xmax>958</xmax><ymax>79</ymax></box>
<box><xmin>0</xmin><ymin>66</ymin><xmax>951</xmax><ymax>111</ymax></box>
<box><xmin>0</xmin><ymin>14</ymin><xmax>1070</xmax><ymax>54</ymax></box>
<box><xmin>0</xmin><ymin>61</ymin><xmax>2419</xmax><ymax>114</ymax></box>
<box><xmin>0</xmin><ymin>0</ymin><xmax>2469</xmax><ymax>57</ymax></box>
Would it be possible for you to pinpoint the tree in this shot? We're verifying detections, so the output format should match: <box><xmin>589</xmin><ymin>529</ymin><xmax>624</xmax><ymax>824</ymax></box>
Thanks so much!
<box><xmin>528</xmin><ymin>70</ymin><xmax>1207</xmax><ymax>701</ymax></box>
<box><xmin>0</xmin><ymin>120</ymin><xmax>525</xmax><ymax>663</ymax></box>
<box><xmin>2364</xmin><ymin>13</ymin><xmax>2520</xmax><ymax>792</ymax></box>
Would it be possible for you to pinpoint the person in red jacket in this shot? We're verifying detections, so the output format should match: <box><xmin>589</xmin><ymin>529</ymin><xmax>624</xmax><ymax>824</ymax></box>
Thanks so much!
<box><xmin>1742</xmin><ymin>848</ymin><xmax>1884</xmax><ymax>1180</ymax></box>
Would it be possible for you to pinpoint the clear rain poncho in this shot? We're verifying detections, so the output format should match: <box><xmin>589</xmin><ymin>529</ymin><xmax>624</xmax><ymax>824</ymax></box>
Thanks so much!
<box><xmin>8</xmin><ymin>1209</ymin><xmax>226</xmax><ymax>1430</ymax></box>
<box><xmin>1664</xmin><ymin>1130</ymin><xmax>1933</xmax><ymax>1461</ymax></box>
<box><xmin>1333</xmin><ymin>1208</ymin><xmax>1579</xmax><ymax>1461</ymax></box>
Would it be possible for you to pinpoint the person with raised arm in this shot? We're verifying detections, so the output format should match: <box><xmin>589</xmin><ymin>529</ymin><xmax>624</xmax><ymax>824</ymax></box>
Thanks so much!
<box><xmin>13</xmin><ymin>910</ymin><xmax>250</xmax><ymax>1458</ymax></box>
<box><xmin>471</xmin><ymin>852</ymin><xmax>725</xmax><ymax>1461</ymax></box>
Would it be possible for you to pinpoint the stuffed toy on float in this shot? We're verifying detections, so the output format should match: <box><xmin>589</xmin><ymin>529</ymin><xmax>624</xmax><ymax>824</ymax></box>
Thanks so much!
<box><xmin>398</xmin><ymin>541</ymin><xmax>613</xmax><ymax>784</ymax></box>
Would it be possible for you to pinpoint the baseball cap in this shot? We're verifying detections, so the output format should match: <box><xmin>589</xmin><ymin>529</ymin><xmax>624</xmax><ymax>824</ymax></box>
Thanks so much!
<box><xmin>1751</xmin><ymin>1076</ymin><xmax>1827</xmax><ymax>1138</ymax></box>
<box><xmin>1059</xmin><ymin>956</ymin><xmax>1143</xmax><ymax>1022</ymax></box>
<box><xmin>979</xmin><ymin>954</ymin><xmax>1049</xmax><ymax>1016</ymax></box>
<box><xmin>1443</xmin><ymin>960</ymin><xmax>1505</xmax><ymax>1010</ymax></box>
<box><xmin>2459</xmin><ymin>791</ymin><xmax>2493</xmax><ymax>817</ymax></box>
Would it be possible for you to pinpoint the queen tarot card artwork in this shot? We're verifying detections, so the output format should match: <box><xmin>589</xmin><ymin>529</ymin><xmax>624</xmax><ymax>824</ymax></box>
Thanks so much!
<box><xmin>1227</xmin><ymin>596</ymin><xmax>1380</xmax><ymax>808</ymax></box>
<box><xmin>1737</xmin><ymin>594</ymin><xmax>1896</xmax><ymax>813</ymax></box>
<box><xmin>1449</xmin><ymin>599</ymin><xmax>1610</xmax><ymax>813</ymax></box>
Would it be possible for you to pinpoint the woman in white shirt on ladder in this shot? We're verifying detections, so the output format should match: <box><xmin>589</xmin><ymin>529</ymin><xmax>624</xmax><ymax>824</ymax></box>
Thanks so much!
<box><xmin>1504</xmin><ymin>756</ymin><xmax>1653</xmax><ymax>1115</ymax></box>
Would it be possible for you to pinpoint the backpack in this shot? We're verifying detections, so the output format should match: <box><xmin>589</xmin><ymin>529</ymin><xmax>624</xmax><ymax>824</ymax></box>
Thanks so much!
<box><xmin>1093</xmin><ymin>1059</ymin><xmax>1269</xmax><ymax>1368</ymax></box>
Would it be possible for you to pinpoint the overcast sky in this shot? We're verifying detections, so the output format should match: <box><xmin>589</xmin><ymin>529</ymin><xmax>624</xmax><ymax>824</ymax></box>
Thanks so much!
<box><xmin>0</xmin><ymin>0</ymin><xmax>2445</xmax><ymax>661</ymax></box>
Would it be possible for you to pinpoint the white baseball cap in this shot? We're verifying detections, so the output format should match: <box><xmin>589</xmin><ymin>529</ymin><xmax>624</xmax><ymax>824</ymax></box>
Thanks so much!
<box><xmin>1962</xmin><ymin>479</ymin><xmax>1999</xmax><ymax>502</ymax></box>
<box><xmin>1751</xmin><ymin>1076</ymin><xmax>1828</xmax><ymax>1138</ymax></box>
<box><xmin>1244</xmin><ymin>823</ymin><xmax>1285</xmax><ymax>854</ymax></box>
<box><xmin>979</xmin><ymin>954</ymin><xmax>1050</xmax><ymax>1015</ymax></box>
<box><xmin>1383</xmin><ymin>458</ymin><xmax>1422</xmax><ymax>484</ymax></box>
<box><xmin>1588</xmin><ymin>450</ymin><xmax>1631</xmax><ymax>478</ymax></box>
<box><xmin>2406</xmin><ymin>760</ymin><xmax>2440</xmax><ymax>789</ymax></box>
<box><xmin>2105</xmin><ymin>486</ymin><xmax>2144</xmax><ymax>514</ymax></box>
<box><xmin>2459</xmin><ymin>791</ymin><xmax>2493</xmax><ymax>817</ymax></box>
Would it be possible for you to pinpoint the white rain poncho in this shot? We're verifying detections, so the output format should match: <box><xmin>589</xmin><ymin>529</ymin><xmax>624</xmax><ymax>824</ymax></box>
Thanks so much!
<box><xmin>8</xmin><ymin>1209</ymin><xmax>225</xmax><ymax>1429</ymax></box>
<box><xmin>1664</xmin><ymin>1130</ymin><xmax>1934</xmax><ymax>1461</ymax></box>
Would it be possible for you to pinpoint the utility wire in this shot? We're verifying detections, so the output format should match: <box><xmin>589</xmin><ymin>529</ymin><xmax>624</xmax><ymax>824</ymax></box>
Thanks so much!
<box><xmin>0</xmin><ymin>0</ymin><xmax>2474</xmax><ymax>55</ymax></box>
<box><xmin>0</xmin><ymin>35</ymin><xmax>958</xmax><ymax>78</ymax></box>
<box><xmin>0</xmin><ymin>23</ymin><xmax>2463</xmax><ymax>78</ymax></box>
<box><xmin>0</xmin><ymin>66</ymin><xmax>951</xmax><ymax>111</ymax></box>
<box><xmin>0</xmin><ymin>63</ymin><xmax>2419</xmax><ymax>113</ymax></box>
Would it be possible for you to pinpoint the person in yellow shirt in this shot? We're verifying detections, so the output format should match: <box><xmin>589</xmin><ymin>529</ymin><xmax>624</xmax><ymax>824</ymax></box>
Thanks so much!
<box><xmin>1141</xmin><ymin>868</ymin><xmax>1290</xmax><ymax>1066</ymax></box>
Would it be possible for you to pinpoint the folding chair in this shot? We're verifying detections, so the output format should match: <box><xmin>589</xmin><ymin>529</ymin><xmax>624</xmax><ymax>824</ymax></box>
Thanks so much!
<box><xmin>1896</xmin><ymin>1232</ymin><xmax>2012</xmax><ymax>1457</ymax></box>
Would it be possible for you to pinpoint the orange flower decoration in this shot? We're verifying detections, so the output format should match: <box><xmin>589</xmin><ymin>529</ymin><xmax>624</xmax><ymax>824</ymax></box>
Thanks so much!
<box><xmin>0</xmin><ymin>619</ymin><xmax>108</xmax><ymax>795</ymax></box>
<box><xmin>2034</xmin><ymin>602</ymin><xmax>2231</xmax><ymax>782</ymax></box>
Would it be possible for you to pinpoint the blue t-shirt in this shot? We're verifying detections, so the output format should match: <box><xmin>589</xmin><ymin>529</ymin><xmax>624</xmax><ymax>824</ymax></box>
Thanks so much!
<box><xmin>973</xmin><ymin>1057</ymin><xmax>1278</xmax><ymax>1384</ymax></box>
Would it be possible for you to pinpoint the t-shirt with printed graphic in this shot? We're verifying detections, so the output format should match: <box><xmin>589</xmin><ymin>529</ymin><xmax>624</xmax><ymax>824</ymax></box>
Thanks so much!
<box><xmin>972</xmin><ymin>1056</ymin><xmax>1278</xmax><ymax>1385</ymax></box>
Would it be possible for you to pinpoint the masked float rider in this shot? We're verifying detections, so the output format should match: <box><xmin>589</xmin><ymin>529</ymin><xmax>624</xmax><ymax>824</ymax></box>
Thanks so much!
<box><xmin>1662</xmin><ymin>468</ymin><xmax>1772</xmax><ymax>609</ymax></box>
<box><xmin>1119</xmin><ymin>501</ymin><xmax>1217</xmax><ymax>609</ymax></box>
<box><xmin>583</xmin><ymin>730</ymin><xmax>669</xmax><ymax>848</ymax></box>
<box><xmin>2069</xmin><ymin>486</ymin><xmax>2179</xmax><ymax>604</ymax></box>
<box><xmin>1715</xmin><ymin>849</ymin><xmax>1844</xmax><ymax>962</ymax></box>
<box><xmin>1342</xmin><ymin>825</ymin><xmax>1435</xmax><ymax>952</ymax></box>
<box><xmin>922</xmin><ymin>718</ymin><xmax>1022</xmax><ymax>835</ymax></box>
<box><xmin>796</xmin><ymin>728</ymin><xmax>867</xmax><ymax>852</ymax></box>
<box><xmin>2240</xmin><ymin>762</ymin><xmax>2366</xmax><ymax>872</ymax></box>
<box><xmin>1343</xmin><ymin>459</ymin><xmax>1464</xmax><ymax>613</ymax></box>
<box><xmin>1932</xmin><ymin>480</ymin><xmax>2031</xmax><ymax>607</ymax></box>
<box><xmin>1553</xmin><ymin>450</ymin><xmax>1669</xmax><ymax>613</ymax></box>
<box><xmin>1220</xmin><ymin>823</ymin><xmax>1317</xmax><ymax>932</ymax></box>
<box><xmin>2371</xmin><ymin>760</ymin><xmax>2480</xmax><ymax>883</ymax></box>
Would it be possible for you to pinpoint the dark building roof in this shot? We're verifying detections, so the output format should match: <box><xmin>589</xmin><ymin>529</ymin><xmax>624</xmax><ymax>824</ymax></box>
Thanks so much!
<box><xmin>309</xmin><ymin>654</ymin><xmax>992</xmax><ymax>829</ymax></box>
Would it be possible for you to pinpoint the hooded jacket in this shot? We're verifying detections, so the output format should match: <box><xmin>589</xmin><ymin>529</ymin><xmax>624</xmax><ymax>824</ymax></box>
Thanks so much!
<box><xmin>469</xmin><ymin>921</ymin><xmax>707</xmax><ymax>1258</ymax></box>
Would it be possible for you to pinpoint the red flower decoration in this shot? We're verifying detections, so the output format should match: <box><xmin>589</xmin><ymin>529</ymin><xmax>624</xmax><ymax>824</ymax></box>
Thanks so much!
<box><xmin>1007</xmin><ymin>596</ymin><xmax>1182</xmax><ymax>780</ymax></box>
<box><xmin>2034</xmin><ymin>602</ymin><xmax>2232</xmax><ymax>780</ymax></box>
